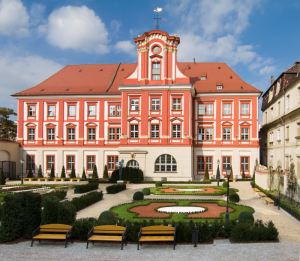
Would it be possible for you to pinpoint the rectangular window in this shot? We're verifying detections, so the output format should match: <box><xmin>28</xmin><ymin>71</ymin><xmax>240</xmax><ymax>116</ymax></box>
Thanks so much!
<box><xmin>68</xmin><ymin>128</ymin><xmax>75</xmax><ymax>140</ymax></box>
<box><xmin>47</xmin><ymin>128</ymin><xmax>55</xmax><ymax>140</ymax></box>
<box><xmin>172</xmin><ymin>124</ymin><xmax>181</xmax><ymax>138</ymax></box>
<box><xmin>48</xmin><ymin>105</ymin><xmax>55</xmax><ymax>116</ymax></box>
<box><xmin>287</xmin><ymin>95</ymin><xmax>290</xmax><ymax>110</ymax></box>
<box><xmin>130</xmin><ymin>125</ymin><xmax>138</xmax><ymax>139</ymax></box>
<box><xmin>278</xmin><ymin>102</ymin><xmax>281</xmax><ymax>116</ymax></box>
<box><xmin>241</xmin><ymin>104</ymin><xmax>249</xmax><ymax>115</ymax></box>
<box><xmin>206</xmin><ymin>156</ymin><xmax>213</xmax><ymax>170</ymax></box>
<box><xmin>130</xmin><ymin>99</ymin><xmax>139</xmax><ymax>111</ymax></box>
<box><xmin>277</xmin><ymin>129</ymin><xmax>280</xmax><ymax>140</ymax></box>
<box><xmin>87</xmin><ymin>156</ymin><xmax>95</xmax><ymax>170</ymax></box>
<box><xmin>298</xmin><ymin>88</ymin><xmax>300</xmax><ymax>103</ymax></box>
<box><xmin>198</xmin><ymin>104</ymin><xmax>205</xmax><ymax>115</ymax></box>
<box><xmin>198</xmin><ymin>128</ymin><xmax>205</xmax><ymax>140</ymax></box>
<box><xmin>206</xmin><ymin>128</ymin><xmax>213</xmax><ymax>140</ymax></box>
<box><xmin>223</xmin><ymin>104</ymin><xmax>231</xmax><ymax>115</ymax></box>
<box><xmin>47</xmin><ymin>156</ymin><xmax>54</xmax><ymax>170</ymax></box>
<box><xmin>116</xmin><ymin>128</ymin><xmax>120</xmax><ymax>140</ymax></box>
<box><xmin>151</xmin><ymin>124</ymin><xmax>159</xmax><ymax>138</ymax></box>
<box><xmin>68</xmin><ymin>105</ymin><xmax>76</xmax><ymax>116</ymax></box>
<box><xmin>88</xmin><ymin>105</ymin><xmax>96</xmax><ymax>116</ymax></box>
<box><xmin>207</xmin><ymin>104</ymin><xmax>213</xmax><ymax>115</ymax></box>
<box><xmin>67</xmin><ymin>156</ymin><xmax>75</xmax><ymax>170</ymax></box>
<box><xmin>109</xmin><ymin>105</ymin><xmax>115</xmax><ymax>116</ymax></box>
<box><xmin>28</xmin><ymin>106</ymin><xmax>35</xmax><ymax>117</ymax></box>
<box><xmin>117</xmin><ymin>105</ymin><xmax>121</xmax><ymax>116</ymax></box>
<box><xmin>108</xmin><ymin>156</ymin><xmax>118</xmax><ymax>170</ymax></box>
<box><xmin>241</xmin><ymin>157</ymin><xmax>249</xmax><ymax>171</ymax></box>
<box><xmin>27</xmin><ymin>155</ymin><xmax>35</xmax><ymax>171</ymax></box>
<box><xmin>109</xmin><ymin>128</ymin><xmax>115</xmax><ymax>140</ymax></box>
<box><xmin>223</xmin><ymin>157</ymin><xmax>231</xmax><ymax>170</ymax></box>
<box><xmin>88</xmin><ymin>128</ymin><xmax>95</xmax><ymax>140</ymax></box>
<box><xmin>151</xmin><ymin>99</ymin><xmax>160</xmax><ymax>111</ymax></box>
<box><xmin>241</xmin><ymin>128</ymin><xmax>249</xmax><ymax>141</ymax></box>
<box><xmin>223</xmin><ymin>128</ymin><xmax>231</xmax><ymax>140</ymax></box>
<box><xmin>197</xmin><ymin>157</ymin><xmax>205</xmax><ymax>171</ymax></box>
<box><xmin>152</xmin><ymin>62</ymin><xmax>160</xmax><ymax>80</ymax></box>
<box><xmin>28</xmin><ymin>128</ymin><xmax>35</xmax><ymax>140</ymax></box>
<box><xmin>173</xmin><ymin>98</ymin><xmax>181</xmax><ymax>110</ymax></box>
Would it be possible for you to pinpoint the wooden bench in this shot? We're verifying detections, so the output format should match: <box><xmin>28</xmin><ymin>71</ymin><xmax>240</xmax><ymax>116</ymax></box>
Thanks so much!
<box><xmin>257</xmin><ymin>192</ymin><xmax>266</xmax><ymax>198</ymax></box>
<box><xmin>31</xmin><ymin>224</ymin><xmax>73</xmax><ymax>248</ymax></box>
<box><xmin>87</xmin><ymin>225</ymin><xmax>127</xmax><ymax>250</ymax></box>
<box><xmin>264</xmin><ymin>197</ymin><xmax>274</xmax><ymax>206</ymax></box>
<box><xmin>253</xmin><ymin>188</ymin><xmax>260</xmax><ymax>193</ymax></box>
<box><xmin>137</xmin><ymin>226</ymin><xmax>176</xmax><ymax>250</ymax></box>
<box><xmin>124</xmin><ymin>180</ymin><xmax>130</xmax><ymax>184</ymax></box>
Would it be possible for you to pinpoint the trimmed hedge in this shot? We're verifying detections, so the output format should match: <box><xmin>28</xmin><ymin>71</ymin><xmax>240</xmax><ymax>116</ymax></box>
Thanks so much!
<box><xmin>222</xmin><ymin>181</ymin><xmax>229</xmax><ymax>187</ymax></box>
<box><xmin>71</xmin><ymin>191</ymin><xmax>103</xmax><ymax>211</ymax></box>
<box><xmin>42</xmin><ymin>190</ymin><xmax>67</xmax><ymax>206</ymax></box>
<box><xmin>106</xmin><ymin>183</ymin><xmax>126</xmax><ymax>194</ymax></box>
<box><xmin>109</xmin><ymin>167</ymin><xmax>144</xmax><ymax>183</ymax></box>
<box><xmin>239</xmin><ymin>211</ymin><xmax>254</xmax><ymax>224</ymax></box>
<box><xmin>99</xmin><ymin>211</ymin><xmax>116</xmax><ymax>221</ymax></box>
<box><xmin>42</xmin><ymin>196</ymin><xmax>60</xmax><ymax>224</ymax></box>
<box><xmin>155</xmin><ymin>181</ymin><xmax>162</xmax><ymax>187</ymax></box>
<box><xmin>142</xmin><ymin>188</ymin><xmax>150</xmax><ymax>195</ymax></box>
<box><xmin>133</xmin><ymin>191</ymin><xmax>144</xmax><ymax>200</ymax></box>
<box><xmin>142</xmin><ymin>181</ymin><xmax>212</xmax><ymax>184</ymax></box>
<box><xmin>74</xmin><ymin>183</ymin><xmax>99</xmax><ymax>194</ymax></box>
<box><xmin>57</xmin><ymin>201</ymin><xmax>77</xmax><ymax>225</ymax></box>
<box><xmin>229</xmin><ymin>192</ymin><xmax>240</xmax><ymax>203</ymax></box>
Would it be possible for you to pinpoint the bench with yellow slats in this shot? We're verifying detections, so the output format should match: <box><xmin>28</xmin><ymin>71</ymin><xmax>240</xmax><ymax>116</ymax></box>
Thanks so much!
<box><xmin>86</xmin><ymin>225</ymin><xmax>127</xmax><ymax>250</ymax></box>
<box><xmin>31</xmin><ymin>224</ymin><xmax>73</xmax><ymax>248</ymax></box>
<box><xmin>264</xmin><ymin>197</ymin><xmax>274</xmax><ymax>206</ymax></box>
<box><xmin>137</xmin><ymin>226</ymin><xmax>176</xmax><ymax>250</ymax></box>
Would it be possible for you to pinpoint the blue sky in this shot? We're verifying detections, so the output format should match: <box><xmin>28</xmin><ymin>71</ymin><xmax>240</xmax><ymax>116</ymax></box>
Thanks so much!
<box><xmin>0</xmin><ymin>0</ymin><xmax>299</xmax><ymax>122</ymax></box>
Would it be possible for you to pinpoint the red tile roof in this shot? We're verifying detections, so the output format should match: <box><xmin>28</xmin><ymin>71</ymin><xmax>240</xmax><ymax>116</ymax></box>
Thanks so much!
<box><xmin>12</xmin><ymin>62</ymin><xmax>261</xmax><ymax>96</ymax></box>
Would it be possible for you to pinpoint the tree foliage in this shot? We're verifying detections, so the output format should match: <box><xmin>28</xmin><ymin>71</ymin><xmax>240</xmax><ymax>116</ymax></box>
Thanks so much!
<box><xmin>0</xmin><ymin>107</ymin><xmax>17</xmax><ymax>141</ymax></box>
<box><xmin>61</xmin><ymin>166</ymin><xmax>66</xmax><ymax>178</ymax></box>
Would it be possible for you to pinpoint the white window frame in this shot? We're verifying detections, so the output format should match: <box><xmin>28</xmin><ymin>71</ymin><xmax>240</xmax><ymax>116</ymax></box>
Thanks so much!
<box><xmin>88</xmin><ymin>128</ymin><xmax>95</xmax><ymax>140</ymax></box>
<box><xmin>130</xmin><ymin>99</ymin><xmax>139</xmax><ymax>111</ymax></box>
<box><xmin>223</xmin><ymin>128</ymin><xmax>231</xmax><ymax>140</ymax></box>
<box><xmin>241</xmin><ymin>128</ymin><xmax>249</xmax><ymax>141</ymax></box>
<box><xmin>130</xmin><ymin>125</ymin><xmax>138</xmax><ymax>139</ymax></box>
<box><xmin>223</xmin><ymin>104</ymin><xmax>231</xmax><ymax>115</ymax></box>
<box><xmin>68</xmin><ymin>128</ymin><xmax>75</xmax><ymax>140</ymax></box>
<box><xmin>48</xmin><ymin>105</ymin><xmax>55</xmax><ymax>117</ymax></box>
<box><xmin>173</xmin><ymin>98</ymin><xmax>181</xmax><ymax>110</ymax></box>
<box><xmin>47</xmin><ymin>128</ymin><xmax>55</xmax><ymax>140</ymax></box>
<box><xmin>172</xmin><ymin>124</ymin><xmax>181</xmax><ymax>138</ymax></box>
<box><xmin>88</xmin><ymin>105</ymin><xmax>96</xmax><ymax>116</ymax></box>
<box><xmin>28</xmin><ymin>106</ymin><xmax>35</xmax><ymax>117</ymax></box>
<box><xmin>68</xmin><ymin>105</ymin><xmax>76</xmax><ymax>116</ymax></box>
<box><xmin>151</xmin><ymin>99</ymin><xmax>160</xmax><ymax>111</ymax></box>
<box><xmin>241</xmin><ymin>104</ymin><xmax>249</xmax><ymax>115</ymax></box>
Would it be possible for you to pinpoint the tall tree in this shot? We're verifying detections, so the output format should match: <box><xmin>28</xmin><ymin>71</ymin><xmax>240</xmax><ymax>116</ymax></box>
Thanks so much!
<box><xmin>0</xmin><ymin>107</ymin><xmax>17</xmax><ymax>141</ymax></box>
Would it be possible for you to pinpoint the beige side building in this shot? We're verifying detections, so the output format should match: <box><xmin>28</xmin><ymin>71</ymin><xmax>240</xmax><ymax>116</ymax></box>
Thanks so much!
<box><xmin>260</xmin><ymin>61</ymin><xmax>300</xmax><ymax>178</ymax></box>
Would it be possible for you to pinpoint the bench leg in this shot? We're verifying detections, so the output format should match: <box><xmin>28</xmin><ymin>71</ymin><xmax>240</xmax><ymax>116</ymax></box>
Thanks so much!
<box><xmin>86</xmin><ymin>241</ymin><xmax>89</xmax><ymax>249</ymax></box>
<box><xmin>31</xmin><ymin>240</ymin><xmax>34</xmax><ymax>247</ymax></box>
<box><xmin>137</xmin><ymin>241</ymin><xmax>139</xmax><ymax>250</ymax></box>
<box><xmin>65</xmin><ymin>239</ymin><xmax>68</xmax><ymax>248</ymax></box>
<box><xmin>173</xmin><ymin>240</ymin><xmax>176</xmax><ymax>250</ymax></box>
<box><xmin>121</xmin><ymin>241</ymin><xmax>123</xmax><ymax>250</ymax></box>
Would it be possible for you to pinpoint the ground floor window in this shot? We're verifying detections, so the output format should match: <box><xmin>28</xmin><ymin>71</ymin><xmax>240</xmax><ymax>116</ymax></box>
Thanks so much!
<box><xmin>67</xmin><ymin>156</ymin><xmax>75</xmax><ymax>170</ymax></box>
<box><xmin>127</xmin><ymin>160</ymin><xmax>139</xmax><ymax>168</ymax></box>
<box><xmin>46</xmin><ymin>156</ymin><xmax>55</xmax><ymax>170</ymax></box>
<box><xmin>197</xmin><ymin>156</ymin><xmax>213</xmax><ymax>171</ymax></box>
<box><xmin>108</xmin><ymin>155</ymin><xmax>119</xmax><ymax>170</ymax></box>
<box><xmin>222</xmin><ymin>156</ymin><xmax>231</xmax><ymax>170</ymax></box>
<box><xmin>155</xmin><ymin>154</ymin><xmax>177</xmax><ymax>172</ymax></box>
<box><xmin>27</xmin><ymin>155</ymin><xmax>35</xmax><ymax>171</ymax></box>
<box><xmin>241</xmin><ymin>157</ymin><xmax>249</xmax><ymax>171</ymax></box>
<box><xmin>87</xmin><ymin>156</ymin><xmax>95</xmax><ymax>170</ymax></box>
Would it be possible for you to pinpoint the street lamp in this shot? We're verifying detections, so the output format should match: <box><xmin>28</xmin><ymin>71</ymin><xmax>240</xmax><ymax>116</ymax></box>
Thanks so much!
<box><xmin>225</xmin><ymin>165</ymin><xmax>232</xmax><ymax>221</ymax></box>
<box><xmin>217</xmin><ymin>159</ymin><xmax>220</xmax><ymax>186</ymax></box>
<box><xmin>20</xmin><ymin>159</ymin><xmax>24</xmax><ymax>185</ymax></box>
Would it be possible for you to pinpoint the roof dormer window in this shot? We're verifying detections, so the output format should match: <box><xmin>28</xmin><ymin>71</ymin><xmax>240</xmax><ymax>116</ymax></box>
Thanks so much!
<box><xmin>201</xmin><ymin>77</ymin><xmax>206</xmax><ymax>80</ymax></box>
<box><xmin>217</xmin><ymin>85</ymin><xmax>223</xmax><ymax>90</ymax></box>
<box><xmin>152</xmin><ymin>62</ymin><xmax>160</xmax><ymax>80</ymax></box>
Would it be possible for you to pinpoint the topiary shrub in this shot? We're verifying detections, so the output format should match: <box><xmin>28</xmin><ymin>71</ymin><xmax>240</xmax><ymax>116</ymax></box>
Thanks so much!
<box><xmin>81</xmin><ymin>168</ymin><xmax>86</xmax><ymax>180</ymax></box>
<box><xmin>99</xmin><ymin>211</ymin><xmax>116</xmax><ymax>221</ymax></box>
<box><xmin>57</xmin><ymin>201</ymin><xmax>76</xmax><ymax>225</ymax></box>
<box><xmin>61</xmin><ymin>166</ymin><xmax>66</xmax><ymax>178</ymax></box>
<box><xmin>229</xmin><ymin>192</ymin><xmax>240</xmax><ymax>203</ymax></box>
<box><xmin>24</xmin><ymin>193</ymin><xmax>42</xmax><ymax>239</ymax></box>
<box><xmin>27</xmin><ymin>164</ymin><xmax>33</xmax><ymax>178</ymax></box>
<box><xmin>70</xmin><ymin>165</ymin><xmax>76</xmax><ymax>178</ymax></box>
<box><xmin>239</xmin><ymin>211</ymin><xmax>254</xmax><ymax>224</ymax></box>
<box><xmin>223</xmin><ymin>181</ymin><xmax>229</xmax><ymax>187</ymax></box>
<box><xmin>50</xmin><ymin>164</ymin><xmax>55</xmax><ymax>178</ymax></box>
<box><xmin>92</xmin><ymin>164</ymin><xmax>98</xmax><ymax>179</ymax></box>
<box><xmin>228</xmin><ymin>188</ymin><xmax>236</xmax><ymax>194</ymax></box>
<box><xmin>103</xmin><ymin>165</ymin><xmax>108</xmax><ymax>179</ymax></box>
<box><xmin>133</xmin><ymin>191</ymin><xmax>144</xmax><ymax>200</ymax></box>
<box><xmin>106</xmin><ymin>183</ymin><xmax>126</xmax><ymax>194</ymax></box>
<box><xmin>142</xmin><ymin>188</ymin><xmax>150</xmax><ymax>195</ymax></box>
<box><xmin>42</xmin><ymin>196</ymin><xmax>60</xmax><ymax>224</ymax></box>
<box><xmin>155</xmin><ymin>181</ymin><xmax>162</xmax><ymax>187</ymax></box>
<box><xmin>204</xmin><ymin>164</ymin><xmax>209</xmax><ymax>181</ymax></box>
<box><xmin>37</xmin><ymin>165</ymin><xmax>43</xmax><ymax>178</ymax></box>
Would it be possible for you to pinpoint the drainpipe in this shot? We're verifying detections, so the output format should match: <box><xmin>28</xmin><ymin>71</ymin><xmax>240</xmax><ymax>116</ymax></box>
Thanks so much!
<box><xmin>283</xmin><ymin>89</ymin><xmax>286</xmax><ymax>172</ymax></box>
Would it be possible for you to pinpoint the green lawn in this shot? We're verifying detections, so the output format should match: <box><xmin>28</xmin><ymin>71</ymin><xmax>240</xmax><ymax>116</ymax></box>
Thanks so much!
<box><xmin>150</xmin><ymin>186</ymin><xmax>238</xmax><ymax>196</ymax></box>
<box><xmin>110</xmin><ymin>199</ymin><xmax>253</xmax><ymax>223</ymax></box>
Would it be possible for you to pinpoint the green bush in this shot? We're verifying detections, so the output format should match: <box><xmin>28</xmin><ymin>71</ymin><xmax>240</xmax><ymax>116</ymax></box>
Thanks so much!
<box><xmin>42</xmin><ymin>190</ymin><xmax>67</xmax><ymax>205</ymax></box>
<box><xmin>71</xmin><ymin>191</ymin><xmax>103</xmax><ymax>211</ymax></box>
<box><xmin>74</xmin><ymin>183</ymin><xmax>99</xmax><ymax>194</ymax></box>
<box><xmin>70</xmin><ymin>165</ymin><xmax>76</xmax><ymax>179</ymax></box>
<box><xmin>133</xmin><ymin>191</ymin><xmax>144</xmax><ymax>200</ymax></box>
<box><xmin>37</xmin><ymin>165</ymin><xmax>43</xmax><ymax>178</ymax></box>
<box><xmin>57</xmin><ymin>201</ymin><xmax>76</xmax><ymax>225</ymax></box>
<box><xmin>61</xmin><ymin>166</ymin><xmax>66</xmax><ymax>178</ymax></box>
<box><xmin>73</xmin><ymin>218</ymin><xmax>97</xmax><ymax>241</ymax></box>
<box><xmin>204</xmin><ymin>164</ymin><xmax>209</xmax><ymax>181</ymax></box>
<box><xmin>222</xmin><ymin>181</ymin><xmax>229</xmax><ymax>187</ymax></box>
<box><xmin>42</xmin><ymin>196</ymin><xmax>60</xmax><ymax>224</ymax></box>
<box><xmin>64</xmin><ymin>178</ymin><xmax>70</xmax><ymax>181</ymax></box>
<box><xmin>239</xmin><ymin>211</ymin><xmax>254</xmax><ymax>224</ymax></box>
<box><xmin>81</xmin><ymin>168</ymin><xmax>86</xmax><ymax>180</ymax></box>
<box><xmin>106</xmin><ymin>183</ymin><xmax>126</xmax><ymax>194</ymax></box>
<box><xmin>0</xmin><ymin>168</ymin><xmax>6</xmax><ymax>185</ymax></box>
<box><xmin>103</xmin><ymin>164</ymin><xmax>108</xmax><ymax>179</ymax></box>
<box><xmin>48</xmin><ymin>178</ymin><xmax>54</xmax><ymax>181</ymax></box>
<box><xmin>0</xmin><ymin>193</ymin><xmax>26</xmax><ymax>242</ymax></box>
<box><xmin>142</xmin><ymin>188</ymin><xmax>150</xmax><ymax>195</ymax></box>
<box><xmin>242</xmin><ymin>165</ymin><xmax>246</xmax><ymax>179</ymax></box>
<box><xmin>228</xmin><ymin>188</ymin><xmax>236</xmax><ymax>195</ymax></box>
<box><xmin>92</xmin><ymin>165</ymin><xmax>98</xmax><ymax>179</ymax></box>
<box><xmin>155</xmin><ymin>181</ymin><xmax>162</xmax><ymax>187</ymax></box>
<box><xmin>229</xmin><ymin>192</ymin><xmax>240</xmax><ymax>203</ymax></box>
<box><xmin>50</xmin><ymin>165</ymin><xmax>55</xmax><ymax>178</ymax></box>
<box><xmin>99</xmin><ymin>211</ymin><xmax>116</xmax><ymax>221</ymax></box>
<box><xmin>27</xmin><ymin>164</ymin><xmax>33</xmax><ymax>178</ymax></box>
<box><xmin>109</xmin><ymin>167</ymin><xmax>144</xmax><ymax>183</ymax></box>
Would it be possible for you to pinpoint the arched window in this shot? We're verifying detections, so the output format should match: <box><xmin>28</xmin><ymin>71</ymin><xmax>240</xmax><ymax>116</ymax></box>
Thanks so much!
<box><xmin>127</xmin><ymin>160</ymin><xmax>139</xmax><ymax>169</ymax></box>
<box><xmin>154</xmin><ymin>154</ymin><xmax>177</xmax><ymax>172</ymax></box>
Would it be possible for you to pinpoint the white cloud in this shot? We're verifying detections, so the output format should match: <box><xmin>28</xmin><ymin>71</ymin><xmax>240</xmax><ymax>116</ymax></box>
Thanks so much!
<box><xmin>0</xmin><ymin>53</ymin><xmax>63</xmax><ymax>111</ymax></box>
<box><xmin>30</xmin><ymin>3</ymin><xmax>46</xmax><ymax>26</ymax></box>
<box><xmin>39</xmin><ymin>5</ymin><xmax>110</xmax><ymax>54</ymax></box>
<box><xmin>0</xmin><ymin>0</ymin><xmax>30</xmax><ymax>37</ymax></box>
<box><xmin>115</xmin><ymin>40</ymin><xmax>136</xmax><ymax>56</ymax></box>
<box><xmin>111</xmin><ymin>20</ymin><xmax>121</xmax><ymax>33</ymax></box>
<box><xmin>259</xmin><ymin>65</ymin><xmax>276</xmax><ymax>75</ymax></box>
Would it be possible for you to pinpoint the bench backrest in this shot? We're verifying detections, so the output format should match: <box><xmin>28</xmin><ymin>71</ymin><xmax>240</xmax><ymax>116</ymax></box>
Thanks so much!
<box><xmin>40</xmin><ymin>224</ymin><xmax>72</xmax><ymax>233</ymax></box>
<box><xmin>93</xmin><ymin>225</ymin><xmax>126</xmax><ymax>235</ymax></box>
<box><xmin>141</xmin><ymin>226</ymin><xmax>175</xmax><ymax>235</ymax></box>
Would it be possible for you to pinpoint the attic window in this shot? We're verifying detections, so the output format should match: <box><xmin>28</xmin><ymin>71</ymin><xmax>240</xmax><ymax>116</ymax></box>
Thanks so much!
<box><xmin>89</xmin><ymin>88</ymin><xmax>92</xmax><ymax>91</ymax></box>
<box><xmin>201</xmin><ymin>77</ymin><xmax>206</xmax><ymax>80</ymax></box>
<box><xmin>241</xmin><ymin>86</ymin><xmax>243</xmax><ymax>89</ymax></box>
<box><xmin>121</xmin><ymin>68</ymin><xmax>124</xmax><ymax>71</ymax></box>
<box><xmin>217</xmin><ymin>85</ymin><xmax>223</xmax><ymax>90</ymax></box>
<box><xmin>79</xmin><ymin>69</ymin><xmax>82</xmax><ymax>72</ymax></box>
<box><xmin>66</xmin><ymin>89</ymin><xmax>69</xmax><ymax>91</ymax></box>
<box><xmin>100</xmin><ymin>69</ymin><xmax>103</xmax><ymax>71</ymax></box>
<box><xmin>230</xmin><ymin>76</ymin><xmax>232</xmax><ymax>79</ymax></box>
<box><xmin>188</xmin><ymin>66</ymin><xmax>191</xmax><ymax>69</ymax></box>
<box><xmin>40</xmin><ymin>89</ymin><xmax>44</xmax><ymax>91</ymax></box>
<box><xmin>218</xmin><ymin>67</ymin><xmax>221</xmax><ymax>69</ymax></box>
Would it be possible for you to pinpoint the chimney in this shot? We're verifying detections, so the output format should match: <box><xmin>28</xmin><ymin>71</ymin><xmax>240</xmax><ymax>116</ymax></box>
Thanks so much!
<box><xmin>271</xmin><ymin>75</ymin><xmax>274</xmax><ymax>85</ymax></box>
<box><xmin>193</xmin><ymin>58</ymin><xmax>195</xmax><ymax>65</ymax></box>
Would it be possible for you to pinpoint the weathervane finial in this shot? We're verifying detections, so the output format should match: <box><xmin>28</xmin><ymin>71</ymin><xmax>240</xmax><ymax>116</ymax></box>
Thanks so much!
<box><xmin>154</xmin><ymin>7</ymin><xmax>162</xmax><ymax>30</ymax></box>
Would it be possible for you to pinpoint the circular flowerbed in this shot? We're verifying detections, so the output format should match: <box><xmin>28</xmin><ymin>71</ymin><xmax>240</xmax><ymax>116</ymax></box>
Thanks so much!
<box><xmin>150</xmin><ymin>186</ymin><xmax>236</xmax><ymax>196</ymax></box>
<box><xmin>110</xmin><ymin>199</ymin><xmax>253</xmax><ymax>223</ymax></box>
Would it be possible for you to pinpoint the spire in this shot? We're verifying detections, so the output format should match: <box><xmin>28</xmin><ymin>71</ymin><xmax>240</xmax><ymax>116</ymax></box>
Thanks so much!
<box><xmin>154</xmin><ymin>7</ymin><xmax>162</xmax><ymax>30</ymax></box>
